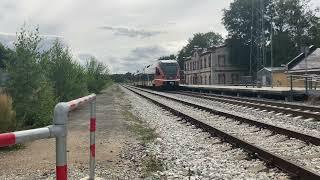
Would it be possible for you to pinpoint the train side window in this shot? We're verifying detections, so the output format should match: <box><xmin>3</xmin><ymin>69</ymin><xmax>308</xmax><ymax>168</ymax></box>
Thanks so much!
<box><xmin>156</xmin><ymin>68</ymin><xmax>160</xmax><ymax>75</ymax></box>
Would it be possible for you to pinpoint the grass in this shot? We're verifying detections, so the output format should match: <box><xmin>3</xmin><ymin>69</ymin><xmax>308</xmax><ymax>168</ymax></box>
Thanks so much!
<box><xmin>142</xmin><ymin>154</ymin><xmax>165</xmax><ymax>177</ymax></box>
<box><xmin>0</xmin><ymin>144</ymin><xmax>25</xmax><ymax>152</ymax></box>
<box><xmin>121</xmin><ymin>109</ymin><xmax>157</xmax><ymax>145</ymax></box>
<box><xmin>0</xmin><ymin>93</ymin><xmax>16</xmax><ymax>133</ymax></box>
<box><xmin>116</xmin><ymin>85</ymin><xmax>165</xmax><ymax>177</ymax></box>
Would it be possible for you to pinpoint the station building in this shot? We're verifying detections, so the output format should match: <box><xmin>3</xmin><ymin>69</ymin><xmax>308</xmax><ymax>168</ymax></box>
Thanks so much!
<box><xmin>286</xmin><ymin>45</ymin><xmax>320</xmax><ymax>88</ymax></box>
<box><xmin>184</xmin><ymin>45</ymin><xmax>247</xmax><ymax>85</ymax></box>
<box><xmin>257</xmin><ymin>45</ymin><xmax>320</xmax><ymax>88</ymax></box>
<box><xmin>257</xmin><ymin>67</ymin><xmax>288</xmax><ymax>87</ymax></box>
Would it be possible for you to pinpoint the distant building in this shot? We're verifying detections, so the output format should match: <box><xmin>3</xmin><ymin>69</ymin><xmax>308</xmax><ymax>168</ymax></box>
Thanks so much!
<box><xmin>184</xmin><ymin>45</ymin><xmax>246</xmax><ymax>85</ymax></box>
<box><xmin>286</xmin><ymin>45</ymin><xmax>320</xmax><ymax>88</ymax></box>
<box><xmin>287</xmin><ymin>45</ymin><xmax>319</xmax><ymax>74</ymax></box>
<box><xmin>257</xmin><ymin>67</ymin><xmax>287</xmax><ymax>87</ymax></box>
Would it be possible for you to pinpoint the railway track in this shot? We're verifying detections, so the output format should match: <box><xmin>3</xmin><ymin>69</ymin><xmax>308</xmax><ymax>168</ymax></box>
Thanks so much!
<box><xmin>123</xmin><ymin>85</ymin><xmax>320</xmax><ymax>179</ymax></box>
<box><xmin>172</xmin><ymin>91</ymin><xmax>320</xmax><ymax>121</ymax></box>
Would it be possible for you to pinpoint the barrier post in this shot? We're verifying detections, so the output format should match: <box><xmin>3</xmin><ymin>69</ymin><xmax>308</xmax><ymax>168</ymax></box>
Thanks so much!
<box><xmin>0</xmin><ymin>94</ymin><xmax>96</xmax><ymax>180</ymax></box>
<box><xmin>89</xmin><ymin>99</ymin><xmax>96</xmax><ymax>180</ymax></box>
<box><xmin>53</xmin><ymin>103</ymin><xmax>69</xmax><ymax>180</ymax></box>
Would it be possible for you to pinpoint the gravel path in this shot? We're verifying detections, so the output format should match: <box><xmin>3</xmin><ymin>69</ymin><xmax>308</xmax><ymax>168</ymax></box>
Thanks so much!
<box><xmin>129</xmin><ymin>87</ymin><xmax>320</xmax><ymax>174</ymax></box>
<box><xmin>121</xmin><ymin>86</ymin><xmax>289</xmax><ymax>179</ymax></box>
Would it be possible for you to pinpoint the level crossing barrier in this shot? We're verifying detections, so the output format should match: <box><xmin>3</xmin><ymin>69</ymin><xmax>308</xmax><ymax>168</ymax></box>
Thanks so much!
<box><xmin>0</xmin><ymin>94</ymin><xmax>97</xmax><ymax>180</ymax></box>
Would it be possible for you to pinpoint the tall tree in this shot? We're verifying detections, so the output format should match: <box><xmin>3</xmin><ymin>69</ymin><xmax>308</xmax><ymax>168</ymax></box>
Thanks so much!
<box><xmin>85</xmin><ymin>57</ymin><xmax>110</xmax><ymax>94</ymax></box>
<box><xmin>177</xmin><ymin>32</ymin><xmax>223</xmax><ymax>69</ymax></box>
<box><xmin>0</xmin><ymin>44</ymin><xmax>13</xmax><ymax>69</ymax></box>
<box><xmin>5</xmin><ymin>27</ymin><xmax>56</xmax><ymax>127</ymax></box>
<box><xmin>159</xmin><ymin>54</ymin><xmax>176</xmax><ymax>60</ymax></box>
<box><xmin>43</xmin><ymin>40</ymin><xmax>88</xmax><ymax>101</ymax></box>
<box><xmin>223</xmin><ymin>0</ymin><xmax>319</xmax><ymax>71</ymax></box>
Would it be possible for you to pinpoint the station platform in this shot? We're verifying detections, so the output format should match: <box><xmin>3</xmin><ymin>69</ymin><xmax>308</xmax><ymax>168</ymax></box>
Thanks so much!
<box><xmin>179</xmin><ymin>84</ymin><xmax>312</xmax><ymax>101</ymax></box>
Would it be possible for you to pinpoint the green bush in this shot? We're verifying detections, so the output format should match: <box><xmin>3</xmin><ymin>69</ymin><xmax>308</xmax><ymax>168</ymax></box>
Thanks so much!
<box><xmin>43</xmin><ymin>40</ymin><xmax>88</xmax><ymax>102</ymax></box>
<box><xmin>5</xmin><ymin>27</ymin><xmax>57</xmax><ymax>128</ymax></box>
<box><xmin>2</xmin><ymin>26</ymin><xmax>111</xmax><ymax>129</ymax></box>
<box><xmin>86</xmin><ymin>57</ymin><xmax>111</xmax><ymax>94</ymax></box>
<box><xmin>0</xmin><ymin>93</ymin><xmax>16</xmax><ymax>133</ymax></box>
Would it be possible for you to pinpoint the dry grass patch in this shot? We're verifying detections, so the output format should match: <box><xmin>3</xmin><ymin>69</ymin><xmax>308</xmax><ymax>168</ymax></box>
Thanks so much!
<box><xmin>0</xmin><ymin>93</ymin><xmax>16</xmax><ymax>133</ymax></box>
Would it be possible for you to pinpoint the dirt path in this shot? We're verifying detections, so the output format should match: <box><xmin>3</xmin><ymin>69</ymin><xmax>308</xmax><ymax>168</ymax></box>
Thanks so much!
<box><xmin>0</xmin><ymin>85</ymin><xmax>144</xmax><ymax>179</ymax></box>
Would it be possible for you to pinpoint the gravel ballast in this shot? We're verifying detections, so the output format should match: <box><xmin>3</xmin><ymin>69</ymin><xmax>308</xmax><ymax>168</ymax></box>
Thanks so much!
<box><xmin>131</xmin><ymin>87</ymin><xmax>320</xmax><ymax>174</ymax></box>
<box><xmin>121</xmin><ymin>86</ymin><xmax>289</xmax><ymax>179</ymax></box>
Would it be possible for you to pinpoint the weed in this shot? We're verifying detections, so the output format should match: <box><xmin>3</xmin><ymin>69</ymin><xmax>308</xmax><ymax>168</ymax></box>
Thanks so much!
<box><xmin>0</xmin><ymin>144</ymin><xmax>25</xmax><ymax>152</ymax></box>
<box><xmin>142</xmin><ymin>154</ymin><xmax>165</xmax><ymax>177</ymax></box>
<box><xmin>0</xmin><ymin>93</ymin><xmax>16</xmax><ymax>133</ymax></box>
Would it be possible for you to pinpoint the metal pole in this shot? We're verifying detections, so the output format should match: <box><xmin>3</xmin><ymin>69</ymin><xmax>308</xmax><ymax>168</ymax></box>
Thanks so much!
<box><xmin>271</xmin><ymin>22</ymin><xmax>274</xmax><ymax>88</ymax></box>
<box><xmin>89</xmin><ymin>99</ymin><xmax>96</xmax><ymax>180</ymax></box>
<box><xmin>53</xmin><ymin>103</ymin><xmax>69</xmax><ymax>180</ymax></box>
<box><xmin>249</xmin><ymin>0</ymin><xmax>254</xmax><ymax>85</ymax></box>
<box><xmin>290</xmin><ymin>74</ymin><xmax>293</xmax><ymax>101</ymax></box>
<box><xmin>305</xmin><ymin>47</ymin><xmax>309</xmax><ymax>94</ymax></box>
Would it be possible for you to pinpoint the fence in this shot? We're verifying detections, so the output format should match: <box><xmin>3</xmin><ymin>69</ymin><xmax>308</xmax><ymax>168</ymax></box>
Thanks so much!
<box><xmin>287</xmin><ymin>74</ymin><xmax>320</xmax><ymax>92</ymax></box>
<box><xmin>0</xmin><ymin>94</ymin><xmax>97</xmax><ymax>180</ymax></box>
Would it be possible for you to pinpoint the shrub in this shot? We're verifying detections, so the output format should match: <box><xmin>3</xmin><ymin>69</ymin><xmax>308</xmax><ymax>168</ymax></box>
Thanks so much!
<box><xmin>44</xmin><ymin>40</ymin><xmax>88</xmax><ymax>101</ymax></box>
<box><xmin>5</xmin><ymin>27</ymin><xmax>57</xmax><ymax>128</ymax></box>
<box><xmin>0</xmin><ymin>93</ymin><xmax>16</xmax><ymax>133</ymax></box>
<box><xmin>86</xmin><ymin>57</ymin><xmax>111</xmax><ymax>94</ymax></box>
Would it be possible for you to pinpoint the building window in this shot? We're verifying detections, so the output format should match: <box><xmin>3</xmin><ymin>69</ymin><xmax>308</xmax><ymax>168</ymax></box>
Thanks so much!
<box><xmin>209</xmin><ymin>75</ymin><xmax>211</xmax><ymax>85</ymax></box>
<box><xmin>200</xmin><ymin>58</ymin><xmax>202</xmax><ymax>69</ymax></box>
<box><xmin>208</xmin><ymin>55</ymin><xmax>211</xmax><ymax>67</ymax></box>
<box><xmin>231</xmin><ymin>74</ymin><xmax>239</xmax><ymax>84</ymax></box>
<box><xmin>204</xmin><ymin>57</ymin><xmax>207</xmax><ymax>68</ymax></box>
<box><xmin>218</xmin><ymin>55</ymin><xmax>226</xmax><ymax>66</ymax></box>
<box><xmin>204</xmin><ymin>76</ymin><xmax>207</xmax><ymax>85</ymax></box>
<box><xmin>218</xmin><ymin>74</ymin><xmax>226</xmax><ymax>84</ymax></box>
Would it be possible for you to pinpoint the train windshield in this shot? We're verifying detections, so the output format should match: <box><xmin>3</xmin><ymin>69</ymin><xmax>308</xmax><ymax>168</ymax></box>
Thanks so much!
<box><xmin>160</xmin><ymin>63</ymin><xmax>178</xmax><ymax>76</ymax></box>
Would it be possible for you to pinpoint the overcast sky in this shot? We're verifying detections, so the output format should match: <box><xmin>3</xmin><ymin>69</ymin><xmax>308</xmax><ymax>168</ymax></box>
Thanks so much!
<box><xmin>1</xmin><ymin>0</ymin><xmax>319</xmax><ymax>73</ymax></box>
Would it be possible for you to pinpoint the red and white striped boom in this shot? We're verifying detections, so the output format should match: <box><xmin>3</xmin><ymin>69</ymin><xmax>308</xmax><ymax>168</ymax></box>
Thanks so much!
<box><xmin>0</xmin><ymin>94</ymin><xmax>97</xmax><ymax>180</ymax></box>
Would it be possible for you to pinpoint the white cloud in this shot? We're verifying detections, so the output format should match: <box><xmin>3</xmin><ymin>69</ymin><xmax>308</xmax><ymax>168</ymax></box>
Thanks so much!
<box><xmin>1</xmin><ymin>0</ymin><xmax>318</xmax><ymax>73</ymax></box>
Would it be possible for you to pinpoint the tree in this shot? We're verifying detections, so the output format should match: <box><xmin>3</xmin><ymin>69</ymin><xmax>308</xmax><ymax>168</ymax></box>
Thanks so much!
<box><xmin>0</xmin><ymin>44</ymin><xmax>13</xmax><ymax>69</ymax></box>
<box><xmin>43</xmin><ymin>40</ymin><xmax>88</xmax><ymax>101</ymax></box>
<box><xmin>85</xmin><ymin>57</ymin><xmax>111</xmax><ymax>94</ymax></box>
<box><xmin>5</xmin><ymin>27</ymin><xmax>57</xmax><ymax>127</ymax></box>
<box><xmin>223</xmin><ymin>0</ymin><xmax>319</xmax><ymax>69</ymax></box>
<box><xmin>177</xmin><ymin>32</ymin><xmax>223</xmax><ymax>69</ymax></box>
<box><xmin>159</xmin><ymin>54</ymin><xmax>176</xmax><ymax>60</ymax></box>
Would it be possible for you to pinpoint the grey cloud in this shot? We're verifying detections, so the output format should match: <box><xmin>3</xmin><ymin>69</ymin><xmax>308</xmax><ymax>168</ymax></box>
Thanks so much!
<box><xmin>105</xmin><ymin>45</ymin><xmax>169</xmax><ymax>73</ymax></box>
<box><xmin>0</xmin><ymin>32</ymin><xmax>66</xmax><ymax>52</ymax></box>
<box><xmin>99</xmin><ymin>26</ymin><xmax>165</xmax><ymax>38</ymax></box>
<box><xmin>123</xmin><ymin>45</ymin><xmax>169</xmax><ymax>62</ymax></box>
<box><xmin>113</xmin><ymin>45</ymin><xmax>169</xmax><ymax>73</ymax></box>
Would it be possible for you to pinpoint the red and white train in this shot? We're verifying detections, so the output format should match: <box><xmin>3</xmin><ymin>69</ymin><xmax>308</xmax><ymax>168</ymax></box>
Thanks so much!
<box><xmin>134</xmin><ymin>60</ymin><xmax>180</xmax><ymax>88</ymax></box>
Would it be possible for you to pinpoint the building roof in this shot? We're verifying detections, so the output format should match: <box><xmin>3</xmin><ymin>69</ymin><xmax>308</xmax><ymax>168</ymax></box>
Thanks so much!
<box><xmin>184</xmin><ymin>56</ymin><xmax>192</xmax><ymax>61</ymax></box>
<box><xmin>287</xmin><ymin>45</ymin><xmax>318</xmax><ymax>71</ymax></box>
<box><xmin>291</xmin><ymin>48</ymin><xmax>320</xmax><ymax>70</ymax></box>
<box><xmin>258</xmin><ymin>67</ymin><xmax>285</xmax><ymax>73</ymax></box>
<box><xmin>159</xmin><ymin>59</ymin><xmax>177</xmax><ymax>63</ymax></box>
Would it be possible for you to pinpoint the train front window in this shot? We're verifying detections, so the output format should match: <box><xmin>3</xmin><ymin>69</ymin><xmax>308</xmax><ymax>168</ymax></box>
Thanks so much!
<box><xmin>160</xmin><ymin>63</ymin><xmax>178</xmax><ymax>76</ymax></box>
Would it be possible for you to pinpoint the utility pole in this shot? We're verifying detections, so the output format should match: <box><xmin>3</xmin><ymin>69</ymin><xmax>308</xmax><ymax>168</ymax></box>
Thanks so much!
<box><xmin>261</xmin><ymin>0</ymin><xmax>266</xmax><ymax>67</ymax></box>
<box><xmin>305</xmin><ymin>47</ymin><xmax>309</xmax><ymax>93</ymax></box>
<box><xmin>249</xmin><ymin>0</ymin><xmax>254</xmax><ymax>85</ymax></box>
<box><xmin>271</xmin><ymin>22</ymin><xmax>274</xmax><ymax>88</ymax></box>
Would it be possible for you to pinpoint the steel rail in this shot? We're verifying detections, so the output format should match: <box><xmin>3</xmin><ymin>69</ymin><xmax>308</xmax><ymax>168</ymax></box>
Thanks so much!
<box><xmin>173</xmin><ymin>91</ymin><xmax>320</xmax><ymax>120</ymax></box>
<box><xmin>129</xmin><ymin>85</ymin><xmax>320</xmax><ymax>145</ymax></box>
<box><xmin>123</xmin><ymin>85</ymin><xmax>320</xmax><ymax>179</ymax></box>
